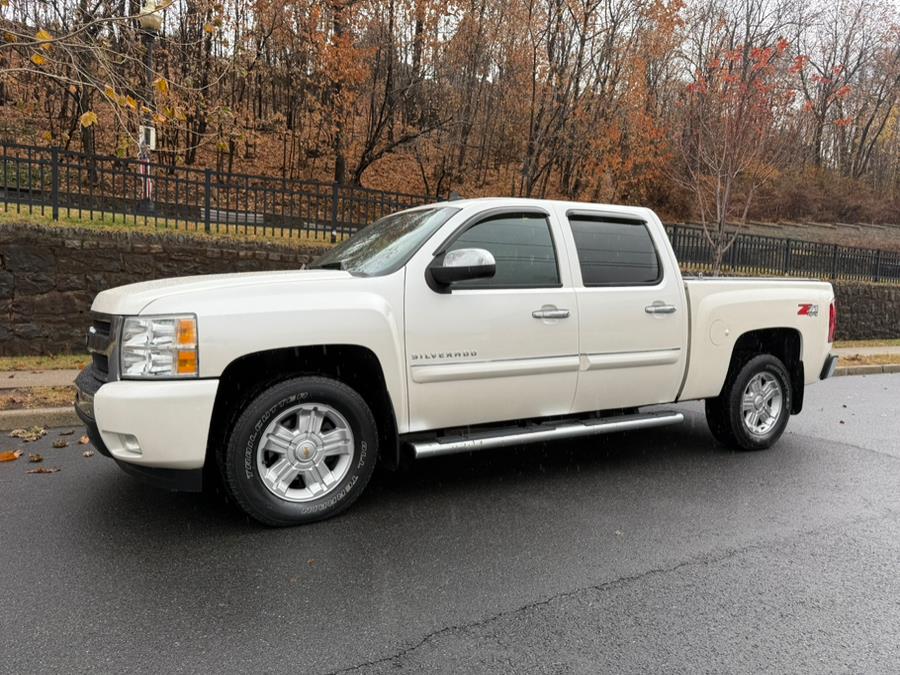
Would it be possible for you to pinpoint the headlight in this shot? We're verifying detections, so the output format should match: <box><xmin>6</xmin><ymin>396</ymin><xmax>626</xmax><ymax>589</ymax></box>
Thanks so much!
<box><xmin>120</xmin><ymin>315</ymin><xmax>199</xmax><ymax>379</ymax></box>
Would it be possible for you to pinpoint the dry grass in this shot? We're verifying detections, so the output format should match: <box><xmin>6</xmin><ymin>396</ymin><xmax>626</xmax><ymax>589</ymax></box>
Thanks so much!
<box><xmin>0</xmin><ymin>354</ymin><xmax>88</xmax><ymax>371</ymax></box>
<box><xmin>0</xmin><ymin>206</ymin><xmax>341</xmax><ymax>249</ymax></box>
<box><xmin>0</xmin><ymin>386</ymin><xmax>75</xmax><ymax>410</ymax></box>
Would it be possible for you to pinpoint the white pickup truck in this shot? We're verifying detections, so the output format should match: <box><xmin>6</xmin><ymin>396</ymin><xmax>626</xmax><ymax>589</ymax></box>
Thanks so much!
<box><xmin>75</xmin><ymin>198</ymin><xmax>838</xmax><ymax>525</ymax></box>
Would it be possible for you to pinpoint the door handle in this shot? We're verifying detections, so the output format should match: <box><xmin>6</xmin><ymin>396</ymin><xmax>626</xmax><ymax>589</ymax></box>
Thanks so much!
<box><xmin>645</xmin><ymin>304</ymin><xmax>677</xmax><ymax>315</ymax></box>
<box><xmin>532</xmin><ymin>308</ymin><xmax>570</xmax><ymax>319</ymax></box>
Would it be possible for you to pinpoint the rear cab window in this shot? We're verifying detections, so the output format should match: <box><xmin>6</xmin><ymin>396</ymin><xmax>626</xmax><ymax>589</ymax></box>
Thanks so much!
<box><xmin>566</xmin><ymin>212</ymin><xmax>662</xmax><ymax>286</ymax></box>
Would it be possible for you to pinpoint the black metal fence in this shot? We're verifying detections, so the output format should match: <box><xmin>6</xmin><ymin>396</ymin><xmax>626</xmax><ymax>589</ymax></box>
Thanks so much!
<box><xmin>666</xmin><ymin>224</ymin><xmax>900</xmax><ymax>283</ymax></box>
<box><xmin>0</xmin><ymin>142</ymin><xmax>427</xmax><ymax>240</ymax></box>
<box><xmin>1</xmin><ymin>141</ymin><xmax>898</xmax><ymax>283</ymax></box>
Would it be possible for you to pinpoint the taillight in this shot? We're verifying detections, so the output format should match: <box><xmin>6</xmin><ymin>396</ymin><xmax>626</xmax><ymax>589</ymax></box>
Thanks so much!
<box><xmin>828</xmin><ymin>302</ymin><xmax>837</xmax><ymax>343</ymax></box>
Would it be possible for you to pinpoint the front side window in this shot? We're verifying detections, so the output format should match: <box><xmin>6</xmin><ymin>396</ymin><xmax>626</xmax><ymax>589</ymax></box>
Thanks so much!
<box><xmin>311</xmin><ymin>206</ymin><xmax>460</xmax><ymax>276</ymax></box>
<box><xmin>568</xmin><ymin>215</ymin><xmax>661</xmax><ymax>286</ymax></box>
<box><xmin>446</xmin><ymin>213</ymin><xmax>560</xmax><ymax>288</ymax></box>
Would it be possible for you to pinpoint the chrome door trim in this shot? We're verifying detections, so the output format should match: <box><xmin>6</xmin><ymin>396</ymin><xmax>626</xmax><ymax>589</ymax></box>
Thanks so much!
<box><xmin>410</xmin><ymin>354</ymin><xmax>580</xmax><ymax>384</ymax></box>
<box><xmin>581</xmin><ymin>348</ymin><xmax>681</xmax><ymax>371</ymax></box>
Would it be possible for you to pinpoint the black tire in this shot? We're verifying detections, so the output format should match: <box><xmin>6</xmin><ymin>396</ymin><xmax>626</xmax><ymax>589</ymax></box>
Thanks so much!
<box><xmin>705</xmin><ymin>354</ymin><xmax>792</xmax><ymax>451</ymax></box>
<box><xmin>704</xmin><ymin>396</ymin><xmax>737</xmax><ymax>447</ymax></box>
<box><xmin>220</xmin><ymin>376</ymin><xmax>378</xmax><ymax>526</ymax></box>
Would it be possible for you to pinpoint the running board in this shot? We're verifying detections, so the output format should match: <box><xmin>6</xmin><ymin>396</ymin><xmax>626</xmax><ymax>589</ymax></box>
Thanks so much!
<box><xmin>410</xmin><ymin>410</ymin><xmax>684</xmax><ymax>459</ymax></box>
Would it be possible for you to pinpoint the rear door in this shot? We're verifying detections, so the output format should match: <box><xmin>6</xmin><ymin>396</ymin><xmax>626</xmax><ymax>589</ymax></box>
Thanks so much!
<box><xmin>561</xmin><ymin>208</ymin><xmax>688</xmax><ymax>412</ymax></box>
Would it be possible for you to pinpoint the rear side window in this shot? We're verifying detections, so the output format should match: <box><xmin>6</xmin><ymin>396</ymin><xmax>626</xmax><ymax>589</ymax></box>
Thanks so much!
<box><xmin>447</xmin><ymin>213</ymin><xmax>560</xmax><ymax>288</ymax></box>
<box><xmin>568</xmin><ymin>215</ymin><xmax>661</xmax><ymax>286</ymax></box>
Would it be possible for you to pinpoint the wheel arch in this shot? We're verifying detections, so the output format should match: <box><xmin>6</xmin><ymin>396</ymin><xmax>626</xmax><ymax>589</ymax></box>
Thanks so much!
<box><xmin>723</xmin><ymin>327</ymin><xmax>804</xmax><ymax>414</ymax></box>
<box><xmin>205</xmin><ymin>344</ymin><xmax>400</xmax><ymax>475</ymax></box>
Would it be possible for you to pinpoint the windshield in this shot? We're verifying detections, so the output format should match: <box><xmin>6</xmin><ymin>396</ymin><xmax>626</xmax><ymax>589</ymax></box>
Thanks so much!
<box><xmin>311</xmin><ymin>206</ymin><xmax>460</xmax><ymax>276</ymax></box>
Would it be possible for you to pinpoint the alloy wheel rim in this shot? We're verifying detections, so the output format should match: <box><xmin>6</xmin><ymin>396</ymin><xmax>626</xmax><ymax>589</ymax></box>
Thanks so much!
<box><xmin>256</xmin><ymin>403</ymin><xmax>354</xmax><ymax>502</ymax></box>
<box><xmin>741</xmin><ymin>372</ymin><xmax>783</xmax><ymax>436</ymax></box>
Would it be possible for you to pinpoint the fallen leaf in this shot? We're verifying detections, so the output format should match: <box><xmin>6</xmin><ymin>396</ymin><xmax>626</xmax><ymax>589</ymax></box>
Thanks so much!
<box><xmin>26</xmin><ymin>466</ymin><xmax>60</xmax><ymax>474</ymax></box>
<box><xmin>27</xmin><ymin>452</ymin><xmax>44</xmax><ymax>463</ymax></box>
<box><xmin>82</xmin><ymin>450</ymin><xmax>94</xmax><ymax>458</ymax></box>
<box><xmin>30</xmin><ymin>53</ymin><xmax>47</xmax><ymax>66</ymax></box>
<box><xmin>52</xmin><ymin>439</ymin><xmax>68</xmax><ymax>448</ymax></box>
<box><xmin>78</xmin><ymin>435</ymin><xmax>90</xmax><ymax>445</ymax></box>
<box><xmin>0</xmin><ymin>449</ymin><xmax>24</xmax><ymax>462</ymax></box>
<box><xmin>9</xmin><ymin>426</ymin><xmax>47</xmax><ymax>442</ymax></box>
<box><xmin>58</xmin><ymin>429</ymin><xmax>75</xmax><ymax>436</ymax></box>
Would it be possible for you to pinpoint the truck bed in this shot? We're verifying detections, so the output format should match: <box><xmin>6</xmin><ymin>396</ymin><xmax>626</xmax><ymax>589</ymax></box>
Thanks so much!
<box><xmin>678</xmin><ymin>277</ymin><xmax>835</xmax><ymax>402</ymax></box>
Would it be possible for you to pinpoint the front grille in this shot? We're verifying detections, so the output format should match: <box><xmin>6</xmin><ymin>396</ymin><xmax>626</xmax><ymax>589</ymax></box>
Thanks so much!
<box><xmin>86</xmin><ymin>313</ymin><xmax>120</xmax><ymax>382</ymax></box>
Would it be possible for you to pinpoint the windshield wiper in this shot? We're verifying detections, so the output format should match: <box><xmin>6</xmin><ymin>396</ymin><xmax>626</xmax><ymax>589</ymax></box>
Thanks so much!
<box><xmin>310</xmin><ymin>261</ymin><xmax>345</xmax><ymax>270</ymax></box>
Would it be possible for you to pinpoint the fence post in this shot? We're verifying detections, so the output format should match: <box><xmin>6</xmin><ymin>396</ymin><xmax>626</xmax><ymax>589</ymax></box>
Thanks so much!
<box><xmin>830</xmin><ymin>243</ymin><xmax>838</xmax><ymax>279</ymax></box>
<box><xmin>203</xmin><ymin>168</ymin><xmax>212</xmax><ymax>233</ymax></box>
<box><xmin>874</xmin><ymin>250</ymin><xmax>882</xmax><ymax>283</ymax></box>
<box><xmin>728</xmin><ymin>234</ymin><xmax>738</xmax><ymax>271</ymax></box>
<box><xmin>330</xmin><ymin>182</ymin><xmax>339</xmax><ymax>240</ymax></box>
<box><xmin>50</xmin><ymin>146</ymin><xmax>59</xmax><ymax>221</ymax></box>
<box><xmin>783</xmin><ymin>238</ymin><xmax>792</xmax><ymax>275</ymax></box>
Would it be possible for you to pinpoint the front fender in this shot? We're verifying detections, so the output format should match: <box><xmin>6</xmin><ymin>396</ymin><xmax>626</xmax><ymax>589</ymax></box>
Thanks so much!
<box><xmin>141</xmin><ymin>272</ymin><xmax>408</xmax><ymax>431</ymax></box>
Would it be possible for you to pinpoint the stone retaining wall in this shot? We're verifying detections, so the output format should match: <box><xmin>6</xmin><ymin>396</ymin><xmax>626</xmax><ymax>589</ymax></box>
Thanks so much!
<box><xmin>0</xmin><ymin>224</ymin><xmax>328</xmax><ymax>355</ymax></box>
<box><xmin>0</xmin><ymin>223</ymin><xmax>897</xmax><ymax>355</ymax></box>
<box><xmin>832</xmin><ymin>280</ymin><xmax>900</xmax><ymax>341</ymax></box>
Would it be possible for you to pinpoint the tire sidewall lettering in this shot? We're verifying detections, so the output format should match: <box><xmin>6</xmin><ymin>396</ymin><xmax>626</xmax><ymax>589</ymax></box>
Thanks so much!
<box><xmin>227</xmin><ymin>378</ymin><xmax>378</xmax><ymax>525</ymax></box>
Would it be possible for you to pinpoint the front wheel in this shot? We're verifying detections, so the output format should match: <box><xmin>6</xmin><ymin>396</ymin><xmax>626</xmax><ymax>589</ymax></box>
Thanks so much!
<box><xmin>705</xmin><ymin>354</ymin><xmax>792</xmax><ymax>451</ymax></box>
<box><xmin>221</xmin><ymin>377</ymin><xmax>378</xmax><ymax>526</ymax></box>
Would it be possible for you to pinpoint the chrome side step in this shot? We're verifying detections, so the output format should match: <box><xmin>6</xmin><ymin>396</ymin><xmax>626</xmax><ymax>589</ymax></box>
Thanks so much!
<box><xmin>410</xmin><ymin>410</ymin><xmax>684</xmax><ymax>459</ymax></box>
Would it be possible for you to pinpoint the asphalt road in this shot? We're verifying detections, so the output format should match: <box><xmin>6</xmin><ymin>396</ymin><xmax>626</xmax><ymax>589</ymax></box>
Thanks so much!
<box><xmin>1</xmin><ymin>374</ymin><xmax>899</xmax><ymax>673</ymax></box>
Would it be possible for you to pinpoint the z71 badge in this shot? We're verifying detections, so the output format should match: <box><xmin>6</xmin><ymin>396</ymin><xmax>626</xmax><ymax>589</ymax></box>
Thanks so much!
<box><xmin>797</xmin><ymin>303</ymin><xmax>819</xmax><ymax>317</ymax></box>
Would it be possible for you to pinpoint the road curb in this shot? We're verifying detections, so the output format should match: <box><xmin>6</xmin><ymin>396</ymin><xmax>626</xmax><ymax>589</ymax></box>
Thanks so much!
<box><xmin>0</xmin><ymin>407</ymin><xmax>80</xmax><ymax>431</ymax></box>
<box><xmin>834</xmin><ymin>364</ymin><xmax>900</xmax><ymax>377</ymax></box>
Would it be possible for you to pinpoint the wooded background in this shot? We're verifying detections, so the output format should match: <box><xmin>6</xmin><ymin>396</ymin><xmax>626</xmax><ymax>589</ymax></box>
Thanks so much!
<box><xmin>1</xmin><ymin>0</ymin><xmax>898</xmax><ymax>234</ymax></box>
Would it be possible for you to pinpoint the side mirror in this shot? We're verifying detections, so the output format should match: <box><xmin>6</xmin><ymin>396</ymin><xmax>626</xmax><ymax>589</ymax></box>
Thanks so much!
<box><xmin>428</xmin><ymin>248</ymin><xmax>496</xmax><ymax>287</ymax></box>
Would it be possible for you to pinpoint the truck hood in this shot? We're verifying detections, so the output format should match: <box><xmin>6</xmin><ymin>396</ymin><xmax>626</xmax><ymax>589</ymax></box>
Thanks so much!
<box><xmin>91</xmin><ymin>269</ymin><xmax>353</xmax><ymax>315</ymax></box>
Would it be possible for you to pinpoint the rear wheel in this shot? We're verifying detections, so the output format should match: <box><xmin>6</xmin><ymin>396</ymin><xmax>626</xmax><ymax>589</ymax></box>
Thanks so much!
<box><xmin>221</xmin><ymin>377</ymin><xmax>378</xmax><ymax>526</ymax></box>
<box><xmin>705</xmin><ymin>354</ymin><xmax>792</xmax><ymax>451</ymax></box>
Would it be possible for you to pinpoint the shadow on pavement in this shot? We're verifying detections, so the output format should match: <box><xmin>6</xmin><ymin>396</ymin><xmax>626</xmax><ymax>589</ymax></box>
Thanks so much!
<box><xmin>78</xmin><ymin>409</ymin><xmax>725</xmax><ymax>535</ymax></box>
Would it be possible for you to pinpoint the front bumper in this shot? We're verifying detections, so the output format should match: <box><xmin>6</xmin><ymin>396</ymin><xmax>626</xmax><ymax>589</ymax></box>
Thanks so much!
<box><xmin>75</xmin><ymin>366</ymin><xmax>219</xmax><ymax>488</ymax></box>
<box><xmin>820</xmin><ymin>354</ymin><xmax>839</xmax><ymax>380</ymax></box>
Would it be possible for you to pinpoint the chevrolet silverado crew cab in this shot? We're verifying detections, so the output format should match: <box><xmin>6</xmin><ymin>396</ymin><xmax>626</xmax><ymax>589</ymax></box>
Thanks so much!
<box><xmin>75</xmin><ymin>198</ymin><xmax>838</xmax><ymax>526</ymax></box>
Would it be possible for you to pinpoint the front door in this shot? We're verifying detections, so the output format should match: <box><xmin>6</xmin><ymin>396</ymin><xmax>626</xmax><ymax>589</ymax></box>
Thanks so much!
<box><xmin>404</xmin><ymin>210</ymin><xmax>579</xmax><ymax>432</ymax></box>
